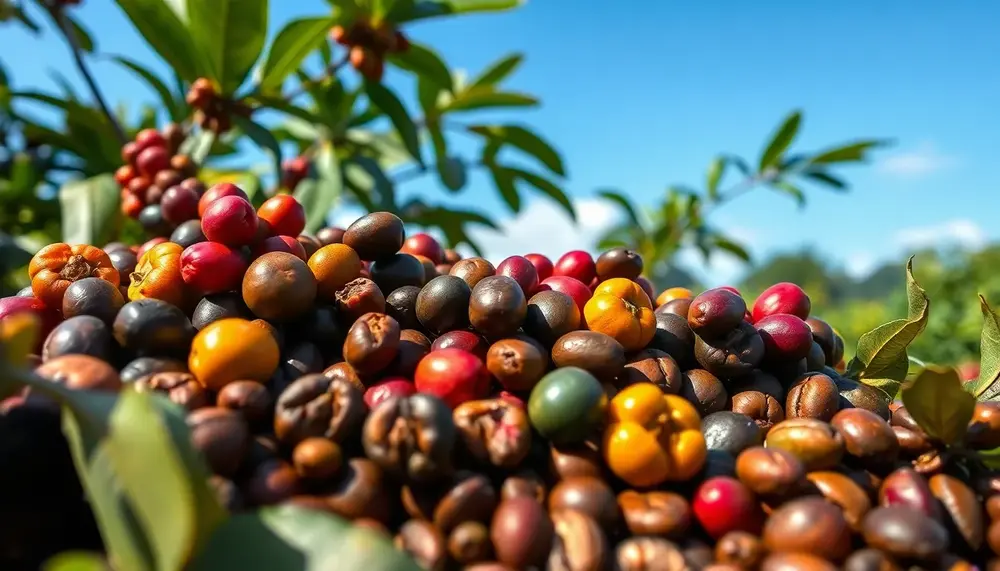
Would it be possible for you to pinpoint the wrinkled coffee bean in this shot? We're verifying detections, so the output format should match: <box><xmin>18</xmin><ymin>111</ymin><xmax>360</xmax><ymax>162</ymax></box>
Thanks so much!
<box><xmin>548</xmin><ymin>509</ymin><xmax>607</xmax><ymax>571</ymax></box>
<box><xmin>274</xmin><ymin>374</ymin><xmax>367</xmax><ymax>447</ymax></box>
<box><xmin>133</xmin><ymin>371</ymin><xmax>210</xmax><ymax>410</ymax></box>
<box><xmin>548</xmin><ymin>476</ymin><xmax>620</xmax><ymax>530</ymax></box>
<box><xmin>785</xmin><ymin>373</ymin><xmax>840</xmax><ymax>421</ymax></box>
<box><xmin>694</xmin><ymin>322</ymin><xmax>765</xmax><ymax>378</ymax></box>
<box><xmin>618</xmin><ymin>490</ymin><xmax>690</xmax><ymax>538</ymax></box>
<box><xmin>764</xmin><ymin>417</ymin><xmax>845</xmax><ymax>471</ymax></box>
<box><xmin>862</xmin><ymin>505</ymin><xmax>949</xmax><ymax>562</ymax></box>
<box><xmin>363</xmin><ymin>393</ymin><xmax>456</xmax><ymax>483</ymax></box>
<box><xmin>735</xmin><ymin>446</ymin><xmax>807</xmax><ymax>499</ymax></box>
<box><xmin>453</xmin><ymin>398</ymin><xmax>531</xmax><ymax>469</ymax></box>
<box><xmin>395</xmin><ymin>519</ymin><xmax>447</xmax><ymax>571</ymax></box>
<box><xmin>618</xmin><ymin>349</ymin><xmax>683</xmax><ymax>393</ymax></box>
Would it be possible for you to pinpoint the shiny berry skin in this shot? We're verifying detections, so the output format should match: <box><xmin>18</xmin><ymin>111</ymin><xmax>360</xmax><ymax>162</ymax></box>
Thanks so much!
<box><xmin>364</xmin><ymin>378</ymin><xmax>417</xmax><ymax>409</ymax></box>
<box><xmin>137</xmin><ymin>237</ymin><xmax>167</xmax><ymax>259</ymax></box>
<box><xmin>414</xmin><ymin>348</ymin><xmax>490</xmax><ymax>409</ymax></box>
<box><xmin>537</xmin><ymin>276</ymin><xmax>592</xmax><ymax>314</ymax></box>
<box><xmin>524</xmin><ymin>253</ymin><xmax>553</xmax><ymax>282</ymax></box>
<box><xmin>430</xmin><ymin>330</ymin><xmax>489</xmax><ymax>360</ymax></box>
<box><xmin>114</xmin><ymin>165</ymin><xmax>136</xmax><ymax>187</ymax></box>
<box><xmin>692</xmin><ymin>476</ymin><xmax>764</xmax><ymax>539</ymax></box>
<box><xmin>752</xmin><ymin>282</ymin><xmax>811</xmax><ymax>322</ymax></box>
<box><xmin>121</xmin><ymin>141</ymin><xmax>140</xmax><ymax>165</ymax></box>
<box><xmin>134</xmin><ymin>128</ymin><xmax>167</xmax><ymax>151</ymax></box>
<box><xmin>0</xmin><ymin>296</ymin><xmax>61</xmax><ymax>353</ymax></box>
<box><xmin>496</xmin><ymin>255</ymin><xmax>540</xmax><ymax>298</ymax></box>
<box><xmin>755</xmin><ymin>314</ymin><xmax>815</xmax><ymax>363</ymax></box>
<box><xmin>180</xmin><ymin>242</ymin><xmax>248</xmax><ymax>295</ymax></box>
<box><xmin>198</xmin><ymin>183</ymin><xmax>250</xmax><ymax>218</ymax></box>
<box><xmin>136</xmin><ymin>146</ymin><xmax>170</xmax><ymax>179</ymax></box>
<box><xmin>718</xmin><ymin>285</ymin><xmax>742</xmax><ymax>297</ymax></box>
<box><xmin>201</xmin><ymin>195</ymin><xmax>259</xmax><ymax>247</ymax></box>
<box><xmin>496</xmin><ymin>390</ymin><xmax>526</xmax><ymax>408</ymax></box>
<box><xmin>553</xmin><ymin>250</ymin><xmax>597</xmax><ymax>285</ymax></box>
<box><xmin>687</xmin><ymin>287</ymin><xmax>747</xmax><ymax>338</ymax></box>
<box><xmin>253</xmin><ymin>235</ymin><xmax>307</xmax><ymax>261</ymax></box>
<box><xmin>636</xmin><ymin>276</ymin><xmax>656</xmax><ymax>305</ymax></box>
<box><xmin>257</xmin><ymin>194</ymin><xmax>306</xmax><ymax>238</ymax></box>
<box><xmin>160</xmin><ymin>185</ymin><xmax>200</xmax><ymax>225</ymax></box>
<box><xmin>400</xmin><ymin>233</ymin><xmax>444</xmax><ymax>265</ymax></box>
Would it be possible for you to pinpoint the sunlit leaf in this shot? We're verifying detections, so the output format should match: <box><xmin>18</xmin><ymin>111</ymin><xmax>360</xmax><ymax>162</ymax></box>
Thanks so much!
<box><xmin>969</xmin><ymin>295</ymin><xmax>1000</xmax><ymax>401</ymax></box>
<box><xmin>772</xmin><ymin>181</ymin><xmax>806</xmax><ymax>209</ymax></box>
<box><xmin>488</xmin><ymin>165</ymin><xmax>520</xmax><ymax>213</ymax></box>
<box><xmin>507</xmin><ymin>167</ymin><xmax>575</xmax><ymax>222</ymax></box>
<box><xmin>901</xmin><ymin>365</ymin><xmax>976</xmax><ymax>445</ymax></box>
<box><xmin>596</xmin><ymin>189</ymin><xmax>640</xmax><ymax>227</ymax></box>
<box><xmin>364</xmin><ymin>81</ymin><xmax>422</xmax><ymax>165</ymax></box>
<box><xmin>295</xmin><ymin>146</ymin><xmax>342</xmax><ymax>233</ymax></box>
<box><xmin>442</xmin><ymin>89</ymin><xmax>538</xmax><ymax>113</ymax></box>
<box><xmin>65</xmin><ymin>14</ymin><xmax>97</xmax><ymax>53</ymax></box>
<box><xmin>758</xmin><ymin>110</ymin><xmax>802</xmax><ymax>172</ymax></box>
<box><xmin>712</xmin><ymin>234</ymin><xmax>750</xmax><ymax>262</ymax></box>
<box><xmin>232</xmin><ymin>115</ymin><xmax>283</xmax><ymax>180</ymax></box>
<box><xmin>706</xmin><ymin>156</ymin><xmax>724</xmax><ymax>200</ymax></box>
<box><xmin>468</xmin><ymin>124</ymin><xmax>564</xmax><ymax>176</ymax></box>
<box><xmin>387</xmin><ymin>42</ymin><xmax>453</xmax><ymax>92</ymax></box>
<box><xmin>186</xmin><ymin>0</ymin><xmax>268</xmax><ymax>94</ymax></box>
<box><xmin>114</xmin><ymin>0</ymin><xmax>203</xmax><ymax>81</ymax></box>
<box><xmin>390</xmin><ymin>0</ymin><xmax>523</xmax><ymax>23</ymax></box>
<box><xmin>59</xmin><ymin>174</ymin><xmax>120</xmax><ymax>246</ymax></box>
<box><xmin>808</xmin><ymin>139</ymin><xmax>892</xmax><ymax>165</ymax></box>
<box><xmin>469</xmin><ymin>53</ymin><xmax>523</xmax><ymax>89</ymax></box>
<box><xmin>257</xmin><ymin>17</ymin><xmax>336</xmax><ymax>95</ymax></box>
<box><xmin>803</xmin><ymin>170</ymin><xmax>847</xmax><ymax>190</ymax></box>
<box><xmin>111</xmin><ymin>56</ymin><xmax>184</xmax><ymax>122</ymax></box>
<box><xmin>42</xmin><ymin>551</ymin><xmax>110</xmax><ymax>571</ymax></box>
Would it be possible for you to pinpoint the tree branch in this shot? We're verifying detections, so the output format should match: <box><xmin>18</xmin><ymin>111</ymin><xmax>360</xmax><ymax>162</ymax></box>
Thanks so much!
<box><xmin>48</xmin><ymin>5</ymin><xmax>127</xmax><ymax>145</ymax></box>
<box><xmin>281</xmin><ymin>55</ymin><xmax>350</xmax><ymax>103</ymax></box>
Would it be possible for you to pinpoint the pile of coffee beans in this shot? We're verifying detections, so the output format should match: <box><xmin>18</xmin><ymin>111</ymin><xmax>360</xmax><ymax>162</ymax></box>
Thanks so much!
<box><xmin>2</xmin><ymin>192</ymin><xmax>998</xmax><ymax>570</ymax></box>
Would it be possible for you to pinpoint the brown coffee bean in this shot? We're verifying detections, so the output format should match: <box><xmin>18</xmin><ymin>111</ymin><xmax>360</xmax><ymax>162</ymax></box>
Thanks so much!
<box><xmin>735</xmin><ymin>446</ymin><xmax>807</xmax><ymax>498</ymax></box>
<box><xmin>617</xmin><ymin>490</ymin><xmax>690</xmax><ymax>538</ymax></box>
<box><xmin>612</xmin><ymin>537</ymin><xmax>687</xmax><ymax>571</ymax></box>
<box><xmin>244</xmin><ymin>458</ymin><xmax>300</xmax><ymax>506</ymax></box>
<box><xmin>830</xmin><ymin>408</ymin><xmax>899</xmax><ymax>472</ymax></box>
<box><xmin>491</xmin><ymin>497</ymin><xmax>554</xmax><ymax>569</ymax></box>
<box><xmin>453</xmin><ymin>398</ymin><xmax>532</xmax><ymax>469</ymax></box>
<box><xmin>785</xmin><ymin>373</ymin><xmax>840</xmax><ymax>421</ymax></box>
<box><xmin>760</xmin><ymin>553</ymin><xmax>837</xmax><ymax>571</ymax></box>
<box><xmin>805</xmin><ymin>471</ymin><xmax>871</xmax><ymax>531</ymax></box>
<box><xmin>862</xmin><ymin>506</ymin><xmax>949</xmax><ymax>562</ymax></box>
<box><xmin>500</xmin><ymin>471</ymin><xmax>546</xmax><ymax>504</ymax></box>
<box><xmin>486</xmin><ymin>338</ymin><xmax>547</xmax><ymax>393</ymax></box>
<box><xmin>550</xmin><ymin>442</ymin><xmax>604</xmax><ymax>481</ymax></box>
<box><xmin>715</xmin><ymin>531</ymin><xmax>764</xmax><ymax>568</ymax></box>
<box><xmin>763</xmin><ymin>497</ymin><xmax>851</xmax><ymax>562</ymax></box>
<box><xmin>449</xmin><ymin>521</ymin><xmax>493</xmax><ymax>565</ymax></box>
<box><xmin>893</xmin><ymin>425</ymin><xmax>933</xmax><ymax>456</ymax></box>
<box><xmin>187</xmin><ymin>407</ymin><xmax>250</xmax><ymax>477</ymax></box>
<box><xmin>35</xmin><ymin>354</ymin><xmax>121</xmax><ymax>392</ymax></box>
<box><xmin>693</xmin><ymin>321</ymin><xmax>765</xmax><ymax>378</ymax></box>
<box><xmin>322</xmin><ymin>362</ymin><xmax>365</xmax><ymax>392</ymax></box>
<box><xmin>548</xmin><ymin>476</ymin><xmax>620</xmax><ymax>530</ymax></box>
<box><xmin>386</xmin><ymin>328</ymin><xmax>431</xmax><ymax>378</ymax></box>
<box><xmin>524</xmin><ymin>290</ymin><xmax>581</xmax><ymax>347</ymax></box>
<box><xmin>292</xmin><ymin>437</ymin><xmax>342</xmax><ymax>481</ymax></box>
<box><xmin>323</xmin><ymin>458</ymin><xmax>391</xmax><ymax>523</ymax></box>
<box><xmin>731</xmin><ymin>390</ymin><xmax>785</xmax><ymax>433</ymax></box>
<box><xmin>551</xmin><ymin>331</ymin><xmax>626</xmax><ymax>383</ymax></box>
<box><xmin>450</xmin><ymin>257</ymin><xmax>496</xmax><ymax>290</ymax></box>
<box><xmin>216</xmin><ymin>380</ymin><xmax>272</xmax><ymax>425</ymax></box>
<box><xmin>680</xmin><ymin>369</ymin><xmax>729</xmax><ymax>416</ymax></box>
<box><xmin>929</xmin><ymin>473</ymin><xmax>984</xmax><ymax>550</ymax></box>
<box><xmin>618</xmin><ymin>349</ymin><xmax>683</xmax><ymax>393</ymax></box>
<box><xmin>990</xmin><ymin>520</ymin><xmax>1000</xmax><ymax>556</ymax></box>
<box><xmin>343</xmin><ymin>211</ymin><xmax>404</xmax><ymax>261</ymax></box>
<box><xmin>273</xmin><ymin>374</ymin><xmax>367</xmax><ymax>447</ymax></box>
<box><xmin>343</xmin><ymin>312</ymin><xmax>400</xmax><ymax>376</ymax></box>
<box><xmin>988</xmin><ymin>495</ymin><xmax>1000</xmax><ymax>521</ymax></box>
<box><xmin>395</xmin><ymin>519</ymin><xmax>447</xmax><ymax>571</ymax></box>
<box><xmin>842</xmin><ymin>549</ymin><xmax>901</xmax><ymax>571</ymax></box>
<box><xmin>879</xmin><ymin>467</ymin><xmax>941</xmax><ymax>519</ymax></box>
<box><xmin>402</xmin><ymin>471</ymin><xmax>498</xmax><ymax>534</ymax></box>
<box><xmin>765</xmin><ymin>417</ymin><xmax>845</xmax><ymax>471</ymax></box>
<box><xmin>334</xmin><ymin>278</ymin><xmax>386</xmax><ymax>324</ymax></box>
<box><xmin>363</xmin><ymin>394</ymin><xmax>455</xmax><ymax>483</ymax></box>
<box><xmin>548</xmin><ymin>509</ymin><xmax>607</xmax><ymax>571</ymax></box>
<box><xmin>133</xmin><ymin>371</ymin><xmax>210</xmax><ymax>411</ymax></box>
<box><xmin>967</xmin><ymin>402</ymin><xmax>1000</xmax><ymax>450</ymax></box>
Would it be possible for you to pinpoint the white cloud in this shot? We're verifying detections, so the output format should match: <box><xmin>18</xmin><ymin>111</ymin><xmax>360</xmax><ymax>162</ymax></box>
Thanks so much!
<box><xmin>877</xmin><ymin>142</ymin><xmax>958</xmax><ymax>178</ymax></box>
<box><xmin>843</xmin><ymin>252</ymin><xmax>880</xmax><ymax>279</ymax></box>
<box><xmin>893</xmin><ymin>219</ymin><xmax>987</xmax><ymax>251</ymax></box>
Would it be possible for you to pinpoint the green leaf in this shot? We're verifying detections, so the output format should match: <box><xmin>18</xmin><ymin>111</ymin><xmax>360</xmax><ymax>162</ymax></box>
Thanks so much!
<box><xmin>186</xmin><ymin>0</ymin><xmax>268</xmax><ymax>94</ymax></box>
<box><xmin>257</xmin><ymin>17</ymin><xmax>336</xmax><ymax>95</ymax></box>
<box><xmin>390</xmin><ymin>0</ymin><xmax>523</xmax><ymax>23</ymax></box>
<box><xmin>712</xmin><ymin>234</ymin><xmax>750</xmax><ymax>262</ymax></box>
<box><xmin>13</xmin><ymin>4</ymin><xmax>41</xmax><ymax>33</ymax></box>
<box><xmin>364</xmin><ymin>80</ymin><xmax>423</xmax><ymax>165</ymax></box>
<box><xmin>437</xmin><ymin>157</ymin><xmax>467</xmax><ymax>192</ymax></box>
<box><xmin>772</xmin><ymin>181</ymin><xmax>806</xmax><ymax>209</ymax></box>
<box><xmin>373</xmin><ymin>0</ymin><xmax>400</xmax><ymax>21</ymax></box>
<box><xmin>189</xmin><ymin>504</ymin><xmax>421</xmax><ymax>571</ymax></box>
<box><xmin>442</xmin><ymin>89</ymin><xmax>538</xmax><ymax>113</ymax></box>
<box><xmin>597</xmin><ymin>189</ymin><xmax>641</xmax><ymax>227</ymax></box>
<box><xmin>295</xmin><ymin>145</ymin><xmax>342</xmax><ymax>233</ymax></box>
<box><xmin>803</xmin><ymin>170</ymin><xmax>847</xmax><ymax>190</ymax></box>
<box><xmin>901</xmin><ymin>365</ymin><xmax>976</xmax><ymax>445</ymax></box>
<box><xmin>808</xmin><ymin>139</ymin><xmax>891</xmax><ymax>165</ymax></box>
<box><xmin>387</xmin><ymin>42</ymin><xmax>453</xmax><ymax>92</ymax></box>
<box><xmin>59</xmin><ymin>174</ymin><xmax>120</xmax><ymax>246</ymax></box>
<box><xmin>65</xmin><ymin>15</ymin><xmax>97</xmax><ymax>53</ymax></box>
<box><xmin>470</xmin><ymin>53</ymin><xmax>523</xmax><ymax>89</ymax></box>
<box><xmin>852</xmin><ymin>257</ymin><xmax>930</xmax><ymax>381</ymax></box>
<box><xmin>706</xmin><ymin>156</ymin><xmax>725</xmax><ymax>200</ymax></box>
<box><xmin>968</xmin><ymin>295</ymin><xmax>1000</xmax><ymax>401</ymax></box>
<box><xmin>758</xmin><ymin>110</ymin><xmax>802</xmax><ymax>172</ymax></box>
<box><xmin>111</xmin><ymin>56</ymin><xmax>184</xmax><ymax>122</ymax></box>
<box><xmin>489</xmin><ymin>165</ymin><xmax>520</xmax><ymax>213</ymax></box>
<box><xmin>468</xmin><ymin>124</ymin><xmax>565</xmax><ymax>176</ymax></box>
<box><xmin>114</xmin><ymin>0</ymin><xmax>202</xmax><ymax>81</ymax></box>
<box><xmin>178</xmin><ymin>130</ymin><xmax>217</xmax><ymax>166</ymax></box>
<box><xmin>507</xmin><ymin>168</ymin><xmax>576</xmax><ymax>222</ymax></box>
<box><xmin>43</xmin><ymin>551</ymin><xmax>110</xmax><ymax>571</ymax></box>
<box><xmin>232</xmin><ymin>115</ymin><xmax>283</xmax><ymax>181</ymax></box>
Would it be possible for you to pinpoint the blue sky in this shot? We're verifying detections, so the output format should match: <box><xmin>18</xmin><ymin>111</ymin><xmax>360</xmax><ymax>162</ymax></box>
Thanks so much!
<box><xmin>2</xmin><ymin>1</ymin><xmax>998</xmax><ymax>285</ymax></box>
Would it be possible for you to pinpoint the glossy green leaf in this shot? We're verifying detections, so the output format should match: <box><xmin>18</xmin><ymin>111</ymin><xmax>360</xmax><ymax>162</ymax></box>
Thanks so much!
<box><xmin>114</xmin><ymin>0</ymin><xmax>202</xmax><ymax>81</ymax></box>
<box><xmin>189</xmin><ymin>505</ymin><xmax>420</xmax><ymax>571</ymax></box>
<box><xmin>372</xmin><ymin>0</ymin><xmax>399</xmax><ymax>21</ymax></box>
<box><xmin>443</xmin><ymin>89</ymin><xmax>538</xmax><ymax>113</ymax></box>
<box><xmin>257</xmin><ymin>17</ymin><xmax>336</xmax><ymax>94</ymax></box>
<box><xmin>901</xmin><ymin>365</ymin><xmax>976</xmax><ymax>445</ymax></box>
<box><xmin>178</xmin><ymin>130</ymin><xmax>217</xmax><ymax>166</ymax></box>
<box><xmin>850</xmin><ymin>257</ymin><xmax>930</xmax><ymax>382</ymax></box>
<box><xmin>470</xmin><ymin>53</ymin><xmax>523</xmax><ymax>89</ymax></box>
<box><xmin>489</xmin><ymin>165</ymin><xmax>520</xmax><ymax>213</ymax></box>
<box><xmin>706</xmin><ymin>156</ymin><xmax>724</xmax><ymax>200</ymax></box>
<box><xmin>758</xmin><ymin>110</ymin><xmax>802</xmax><ymax>172</ymax></box>
<box><xmin>969</xmin><ymin>295</ymin><xmax>1000</xmax><ymax>401</ymax></box>
<box><xmin>597</xmin><ymin>189</ymin><xmax>640</xmax><ymax>227</ymax></box>
<box><xmin>65</xmin><ymin>14</ymin><xmax>96</xmax><ymax>53</ymax></box>
<box><xmin>387</xmin><ymin>42</ymin><xmax>453</xmax><ymax>91</ymax></box>
<box><xmin>508</xmin><ymin>167</ymin><xmax>576</xmax><ymax>222</ymax></box>
<box><xmin>803</xmin><ymin>170</ymin><xmax>847</xmax><ymax>190</ymax></box>
<box><xmin>186</xmin><ymin>0</ymin><xmax>269</xmax><ymax>94</ymax></box>
<box><xmin>808</xmin><ymin>139</ymin><xmax>891</xmax><ymax>165</ymax></box>
<box><xmin>390</xmin><ymin>0</ymin><xmax>523</xmax><ymax>23</ymax></box>
<box><xmin>468</xmin><ymin>124</ymin><xmax>564</xmax><ymax>176</ymax></box>
<box><xmin>296</xmin><ymin>145</ymin><xmax>342</xmax><ymax>233</ymax></box>
<box><xmin>42</xmin><ymin>551</ymin><xmax>109</xmax><ymax>571</ymax></box>
<box><xmin>232</xmin><ymin>115</ymin><xmax>283</xmax><ymax>180</ymax></box>
<box><xmin>712</xmin><ymin>234</ymin><xmax>750</xmax><ymax>262</ymax></box>
<box><xmin>772</xmin><ymin>181</ymin><xmax>806</xmax><ymax>209</ymax></box>
<box><xmin>364</xmin><ymin>80</ymin><xmax>423</xmax><ymax>165</ymax></box>
<box><xmin>111</xmin><ymin>56</ymin><xmax>184</xmax><ymax>121</ymax></box>
<box><xmin>59</xmin><ymin>174</ymin><xmax>120</xmax><ymax>246</ymax></box>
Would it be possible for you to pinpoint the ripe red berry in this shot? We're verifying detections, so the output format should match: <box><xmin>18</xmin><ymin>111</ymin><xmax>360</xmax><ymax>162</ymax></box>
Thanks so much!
<box><xmin>201</xmin><ymin>195</ymin><xmax>259</xmax><ymax>247</ymax></box>
<box><xmin>496</xmin><ymin>255</ymin><xmax>540</xmax><ymax>298</ymax></box>
<box><xmin>180</xmin><ymin>241</ymin><xmax>248</xmax><ymax>295</ymax></box>
<box><xmin>692</xmin><ymin>476</ymin><xmax>764</xmax><ymax>539</ymax></box>
<box><xmin>134</xmin><ymin>128</ymin><xmax>167</xmax><ymax>151</ymax></box>
<box><xmin>537</xmin><ymin>276</ymin><xmax>591</xmax><ymax>314</ymax></box>
<box><xmin>755</xmin><ymin>313</ymin><xmax>814</xmax><ymax>363</ymax></box>
<box><xmin>198</xmin><ymin>183</ymin><xmax>250</xmax><ymax>218</ymax></box>
<box><xmin>364</xmin><ymin>378</ymin><xmax>416</xmax><ymax>409</ymax></box>
<box><xmin>400</xmin><ymin>233</ymin><xmax>444</xmax><ymax>265</ymax></box>
<box><xmin>121</xmin><ymin>141</ymin><xmax>140</xmax><ymax>166</ymax></box>
<box><xmin>257</xmin><ymin>194</ymin><xmax>306</xmax><ymax>238</ymax></box>
<box><xmin>137</xmin><ymin>237</ymin><xmax>167</xmax><ymax>259</ymax></box>
<box><xmin>160</xmin><ymin>186</ymin><xmax>200</xmax><ymax>225</ymax></box>
<box><xmin>752</xmin><ymin>282</ymin><xmax>811</xmax><ymax>322</ymax></box>
<box><xmin>553</xmin><ymin>250</ymin><xmax>597</xmax><ymax>285</ymax></box>
<box><xmin>414</xmin><ymin>348</ymin><xmax>490</xmax><ymax>409</ymax></box>
<box><xmin>253</xmin><ymin>235</ymin><xmax>308</xmax><ymax>261</ymax></box>
<box><xmin>136</xmin><ymin>146</ymin><xmax>170</xmax><ymax>179</ymax></box>
<box><xmin>524</xmin><ymin>253</ymin><xmax>554</xmax><ymax>282</ymax></box>
<box><xmin>114</xmin><ymin>165</ymin><xmax>136</xmax><ymax>187</ymax></box>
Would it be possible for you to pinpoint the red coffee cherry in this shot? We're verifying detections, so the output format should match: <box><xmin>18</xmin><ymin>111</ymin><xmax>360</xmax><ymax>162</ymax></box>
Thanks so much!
<box><xmin>134</xmin><ymin>128</ymin><xmax>167</xmax><ymax>151</ymax></box>
<box><xmin>414</xmin><ymin>348</ymin><xmax>490</xmax><ymax>409</ymax></box>
<box><xmin>537</xmin><ymin>276</ymin><xmax>591</xmax><ymax>314</ymax></box>
<box><xmin>160</xmin><ymin>185</ymin><xmax>200</xmax><ymax>225</ymax></box>
<box><xmin>253</xmin><ymin>235</ymin><xmax>308</xmax><ymax>261</ymax></box>
<box><xmin>257</xmin><ymin>194</ymin><xmax>306</xmax><ymax>238</ymax></box>
<box><xmin>180</xmin><ymin>242</ymin><xmax>248</xmax><ymax>295</ymax></box>
<box><xmin>136</xmin><ymin>146</ymin><xmax>170</xmax><ymax>179</ymax></box>
<box><xmin>114</xmin><ymin>165</ymin><xmax>136</xmax><ymax>187</ymax></box>
<box><xmin>688</xmin><ymin>288</ymin><xmax>747</xmax><ymax>339</ymax></box>
<box><xmin>553</xmin><ymin>250</ymin><xmax>596</xmax><ymax>285</ymax></box>
<box><xmin>496</xmin><ymin>255</ymin><xmax>540</xmax><ymax>298</ymax></box>
<box><xmin>364</xmin><ymin>378</ymin><xmax>416</xmax><ymax>409</ymax></box>
<box><xmin>524</xmin><ymin>253</ymin><xmax>553</xmax><ymax>282</ymax></box>
<box><xmin>202</xmin><ymin>195</ymin><xmax>259</xmax><ymax>247</ymax></box>
<box><xmin>400</xmin><ymin>233</ymin><xmax>444</xmax><ymax>265</ymax></box>
<box><xmin>198</xmin><ymin>182</ymin><xmax>250</xmax><ymax>218</ymax></box>
<box><xmin>692</xmin><ymin>476</ymin><xmax>764</xmax><ymax>539</ymax></box>
<box><xmin>752</xmin><ymin>282</ymin><xmax>811</xmax><ymax>322</ymax></box>
<box><xmin>755</xmin><ymin>314</ymin><xmax>814</xmax><ymax>363</ymax></box>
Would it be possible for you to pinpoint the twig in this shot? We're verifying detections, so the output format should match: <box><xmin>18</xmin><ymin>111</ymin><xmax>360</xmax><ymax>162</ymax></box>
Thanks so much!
<box><xmin>48</xmin><ymin>5</ymin><xmax>127</xmax><ymax>145</ymax></box>
<box><xmin>281</xmin><ymin>56</ymin><xmax>350</xmax><ymax>103</ymax></box>
<box><xmin>391</xmin><ymin>160</ymin><xmax>485</xmax><ymax>185</ymax></box>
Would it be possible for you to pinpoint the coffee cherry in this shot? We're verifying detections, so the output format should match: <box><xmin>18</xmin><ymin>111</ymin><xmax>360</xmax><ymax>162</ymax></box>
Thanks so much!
<box><xmin>693</xmin><ymin>476</ymin><xmax>764</xmax><ymax>539</ymax></box>
<box><xmin>752</xmin><ymin>282</ymin><xmax>811</xmax><ymax>322</ymax></box>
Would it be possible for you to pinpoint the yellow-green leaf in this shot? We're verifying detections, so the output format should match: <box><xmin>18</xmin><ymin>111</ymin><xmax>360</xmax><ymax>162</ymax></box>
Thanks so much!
<box><xmin>470</xmin><ymin>53</ymin><xmax>522</xmax><ymax>89</ymax></box>
<box><xmin>43</xmin><ymin>551</ymin><xmax>110</xmax><ymax>571</ymax></box>
<box><xmin>468</xmin><ymin>124</ymin><xmax>564</xmax><ymax>176</ymax></box>
<box><xmin>364</xmin><ymin>81</ymin><xmax>423</xmax><ymax>166</ymax></box>
<box><xmin>257</xmin><ymin>17</ymin><xmax>336</xmax><ymax>94</ymax></box>
<box><xmin>969</xmin><ymin>295</ymin><xmax>1000</xmax><ymax>401</ymax></box>
<box><xmin>900</xmin><ymin>365</ymin><xmax>975</xmax><ymax>445</ymax></box>
<box><xmin>186</xmin><ymin>0</ymin><xmax>268</xmax><ymax>94</ymax></box>
<box><xmin>706</xmin><ymin>156</ymin><xmax>724</xmax><ymax>200</ymax></box>
<box><xmin>758</xmin><ymin>110</ymin><xmax>801</xmax><ymax>172</ymax></box>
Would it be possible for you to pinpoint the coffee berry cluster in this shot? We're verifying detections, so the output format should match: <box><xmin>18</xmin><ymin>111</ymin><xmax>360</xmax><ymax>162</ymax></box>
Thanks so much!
<box><xmin>114</xmin><ymin>125</ymin><xmax>203</xmax><ymax>226</ymax></box>
<box><xmin>331</xmin><ymin>20</ymin><xmax>411</xmax><ymax>81</ymax></box>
